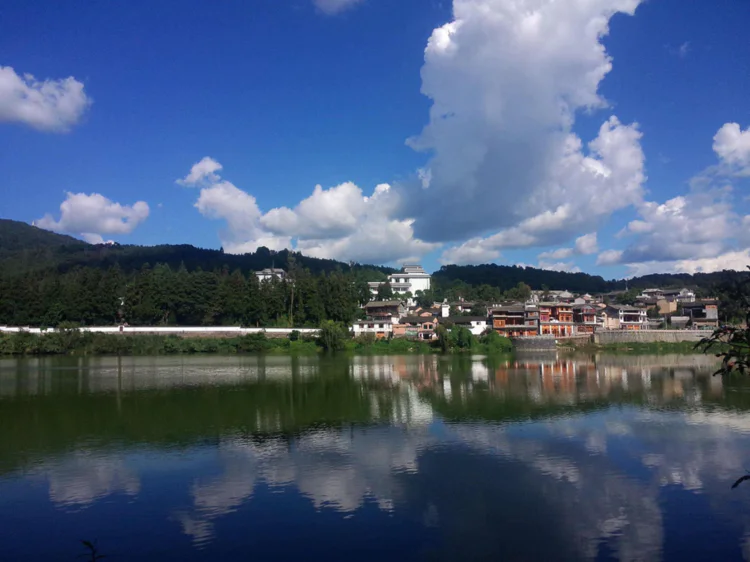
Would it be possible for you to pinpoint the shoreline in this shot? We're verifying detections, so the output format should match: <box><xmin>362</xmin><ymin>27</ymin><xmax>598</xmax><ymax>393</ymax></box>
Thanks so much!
<box><xmin>0</xmin><ymin>330</ymin><xmax>514</xmax><ymax>357</ymax></box>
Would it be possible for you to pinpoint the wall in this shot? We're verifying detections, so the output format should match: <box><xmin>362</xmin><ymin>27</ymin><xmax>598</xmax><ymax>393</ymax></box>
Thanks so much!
<box><xmin>511</xmin><ymin>335</ymin><xmax>557</xmax><ymax>351</ymax></box>
<box><xmin>594</xmin><ymin>330</ymin><xmax>706</xmax><ymax>345</ymax></box>
<box><xmin>0</xmin><ymin>326</ymin><xmax>319</xmax><ymax>338</ymax></box>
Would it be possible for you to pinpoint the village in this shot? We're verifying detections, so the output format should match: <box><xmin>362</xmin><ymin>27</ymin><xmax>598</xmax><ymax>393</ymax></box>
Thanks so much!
<box><xmin>350</xmin><ymin>265</ymin><xmax>720</xmax><ymax>341</ymax></box>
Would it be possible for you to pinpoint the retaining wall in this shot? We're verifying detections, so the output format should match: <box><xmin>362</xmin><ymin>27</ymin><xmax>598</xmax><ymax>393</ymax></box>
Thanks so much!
<box><xmin>593</xmin><ymin>330</ymin><xmax>706</xmax><ymax>345</ymax></box>
<box><xmin>511</xmin><ymin>335</ymin><xmax>557</xmax><ymax>351</ymax></box>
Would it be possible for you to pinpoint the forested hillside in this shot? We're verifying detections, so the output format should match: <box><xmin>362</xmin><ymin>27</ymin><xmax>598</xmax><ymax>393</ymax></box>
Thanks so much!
<box><xmin>1</xmin><ymin>219</ymin><xmax>748</xmax><ymax>327</ymax></box>
<box><xmin>433</xmin><ymin>264</ymin><xmax>750</xmax><ymax>295</ymax></box>
<box><xmin>0</xmin><ymin>220</ymin><xmax>393</xmax><ymax>279</ymax></box>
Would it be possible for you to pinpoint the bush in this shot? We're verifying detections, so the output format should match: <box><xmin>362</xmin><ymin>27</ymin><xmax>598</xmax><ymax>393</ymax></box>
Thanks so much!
<box><xmin>480</xmin><ymin>330</ymin><xmax>513</xmax><ymax>353</ymax></box>
<box><xmin>288</xmin><ymin>330</ymin><xmax>301</xmax><ymax>342</ymax></box>
<box><xmin>318</xmin><ymin>320</ymin><xmax>349</xmax><ymax>351</ymax></box>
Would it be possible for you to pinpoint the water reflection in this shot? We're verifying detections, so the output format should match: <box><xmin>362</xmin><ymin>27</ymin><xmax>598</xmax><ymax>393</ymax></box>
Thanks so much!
<box><xmin>3</xmin><ymin>353</ymin><xmax>750</xmax><ymax>561</ymax></box>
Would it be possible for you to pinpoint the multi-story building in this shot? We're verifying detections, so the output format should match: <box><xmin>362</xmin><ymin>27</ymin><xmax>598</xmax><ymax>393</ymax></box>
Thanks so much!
<box><xmin>682</xmin><ymin>300</ymin><xmax>719</xmax><ymax>330</ymax></box>
<box><xmin>352</xmin><ymin>320</ymin><xmax>393</xmax><ymax>339</ymax></box>
<box><xmin>601</xmin><ymin>305</ymin><xmax>648</xmax><ymax>330</ymax></box>
<box><xmin>539</xmin><ymin>302</ymin><xmax>576</xmax><ymax>336</ymax></box>
<box><xmin>363</xmin><ymin>300</ymin><xmax>406</xmax><ymax>320</ymax></box>
<box><xmin>368</xmin><ymin>264</ymin><xmax>431</xmax><ymax>299</ymax></box>
<box><xmin>491</xmin><ymin>304</ymin><xmax>539</xmax><ymax>337</ymax></box>
<box><xmin>572</xmin><ymin>304</ymin><xmax>599</xmax><ymax>334</ymax></box>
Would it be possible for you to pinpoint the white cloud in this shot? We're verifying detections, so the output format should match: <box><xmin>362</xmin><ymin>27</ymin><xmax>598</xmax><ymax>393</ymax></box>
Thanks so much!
<box><xmin>435</xmin><ymin>115</ymin><xmax>645</xmax><ymax>264</ymax></box>
<box><xmin>439</xmin><ymin>239</ymin><xmax>501</xmax><ymax>266</ymax></box>
<box><xmin>194</xmin><ymin>180</ymin><xmax>291</xmax><ymax>254</ymax></box>
<box><xmin>177</xmin><ymin>157</ymin><xmax>223</xmax><ymax>187</ymax></box>
<box><xmin>182</xmin><ymin>159</ymin><xmax>437</xmax><ymax>263</ymax></box>
<box><xmin>624</xmin><ymin>250</ymin><xmax>750</xmax><ymax>276</ymax></box>
<box><xmin>0</xmin><ymin>65</ymin><xmax>91</xmax><ymax>132</ymax></box>
<box><xmin>537</xmin><ymin>232</ymin><xmax>598</xmax><ymax>262</ymax></box>
<box><xmin>261</xmin><ymin>182</ymin><xmax>367</xmax><ymax>239</ymax></box>
<box><xmin>538</xmin><ymin>260</ymin><xmax>582</xmax><ymax>273</ymax></box>
<box><xmin>713</xmin><ymin>122</ymin><xmax>750</xmax><ymax>176</ymax></box>
<box><xmin>313</xmin><ymin>0</ymin><xmax>364</xmax><ymax>15</ymax></box>
<box><xmin>575</xmin><ymin>233</ymin><xmax>599</xmax><ymax>255</ymax></box>
<box><xmin>35</xmin><ymin>192</ymin><xmax>149</xmax><ymax>242</ymax></box>
<box><xmin>400</xmin><ymin>0</ymin><xmax>644</xmax><ymax>255</ymax></box>
<box><xmin>539</xmin><ymin>247</ymin><xmax>575</xmax><ymax>260</ymax></box>
<box><xmin>597</xmin><ymin>249</ymin><xmax>623</xmax><ymax>266</ymax></box>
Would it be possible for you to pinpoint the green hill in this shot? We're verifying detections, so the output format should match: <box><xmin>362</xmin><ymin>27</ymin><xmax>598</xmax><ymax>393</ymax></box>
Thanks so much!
<box><xmin>0</xmin><ymin>219</ymin><xmax>394</xmax><ymax>278</ymax></box>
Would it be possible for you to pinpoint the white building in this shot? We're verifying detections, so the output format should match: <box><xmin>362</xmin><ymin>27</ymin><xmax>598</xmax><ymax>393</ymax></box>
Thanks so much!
<box><xmin>448</xmin><ymin>316</ymin><xmax>488</xmax><ymax>336</ymax></box>
<box><xmin>351</xmin><ymin>319</ymin><xmax>394</xmax><ymax>339</ymax></box>
<box><xmin>368</xmin><ymin>265</ymin><xmax>431</xmax><ymax>301</ymax></box>
<box><xmin>256</xmin><ymin>268</ymin><xmax>287</xmax><ymax>282</ymax></box>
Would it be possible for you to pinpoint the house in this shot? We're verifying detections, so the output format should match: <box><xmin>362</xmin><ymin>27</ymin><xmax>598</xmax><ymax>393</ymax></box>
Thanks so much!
<box><xmin>449</xmin><ymin>300</ymin><xmax>476</xmax><ymax>314</ymax></box>
<box><xmin>492</xmin><ymin>304</ymin><xmax>539</xmax><ymax>337</ymax></box>
<box><xmin>394</xmin><ymin>316</ymin><xmax>438</xmax><ymax>340</ymax></box>
<box><xmin>572</xmin><ymin>304</ymin><xmax>598</xmax><ymax>334</ymax></box>
<box><xmin>352</xmin><ymin>319</ymin><xmax>393</xmax><ymax>339</ymax></box>
<box><xmin>601</xmin><ymin>305</ymin><xmax>648</xmax><ymax>330</ymax></box>
<box><xmin>363</xmin><ymin>300</ymin><xmax>406</xmax><ymax>320</ymax></box>
<box><xmin>682</xmin><ymin>299</ymin><xmax>719</xmax><ymax>330</ymax></box>
<box><xmin>369</xmin><ymin>264</ymin><xmax>432</xmax><ymax>300</ymax></box>
<box><xmin>539</xmin><ymin>302</ymin><xmax>576</xmax><ymax>337</ymax></box>
<box><xmin>255</xmin><ymin>268</ymin><xmax>286</xmax><ymax>282</ymax></box>
<box><xmin>445</xmin><ymin>316</ymin><xmax>489</xmax><ymax>336</ymax></box>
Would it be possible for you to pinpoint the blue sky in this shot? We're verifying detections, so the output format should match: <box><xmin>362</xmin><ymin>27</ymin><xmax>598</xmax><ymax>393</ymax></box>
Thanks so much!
<box><xmin>1</xmin><ymin>0</ymin><xmax>749</xmax><ymax>277</ymax></box>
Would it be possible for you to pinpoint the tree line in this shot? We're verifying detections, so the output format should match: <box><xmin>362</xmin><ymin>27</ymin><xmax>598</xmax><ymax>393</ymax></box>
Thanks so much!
<box><xmin>0</xmin><ymin>262</ymin><xmax>374</xmax><ymax>328</ymax></box>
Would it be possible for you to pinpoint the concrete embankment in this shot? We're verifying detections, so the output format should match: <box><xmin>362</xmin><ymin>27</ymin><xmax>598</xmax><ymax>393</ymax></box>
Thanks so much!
<box><xmin>593</xmin><ymin>330</ymin><xmax>706</xmax><ymax>345</ymax></box>
<box><xmin>511</xmin><ymin>335</ymin><xmax>557</xmax><ymax>351</ymax></box>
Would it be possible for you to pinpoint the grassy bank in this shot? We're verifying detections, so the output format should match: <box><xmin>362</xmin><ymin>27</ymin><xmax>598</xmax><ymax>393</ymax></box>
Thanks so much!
<box><xmin>567</xmin><ymin>340</ymin><xmax>704</xmax><ymax>354</ymax></box>
<box><xmin>0</xmin><ymin>329</ymin><xmax>513</xmax><ymax>356</ymax></box>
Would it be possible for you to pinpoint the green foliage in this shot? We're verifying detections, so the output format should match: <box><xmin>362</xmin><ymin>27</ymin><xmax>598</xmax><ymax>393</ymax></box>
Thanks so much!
<box><xmin>698</xmin><ymin>267</ymin><xmax>750</xmax><ymax>375</ymax></box>
<box><xmin>414</xmin><ymin>289</ymin><xmax>434</xmax><ymax>308</ymax></box>
<box><xmin>318</xmin><ymin>320</ymin><xmax>349</xmax><ymax>352</ymax></box>
<box><xmin>288</xmin><ymin>330</ymin><xmax>301</xmax><ymax>341</ymax></box>
<box><xmin>0</xmin><ymin>260</ymin><xmax>376</xmax><ymax>329</ymax></box>
<box><xmin>435</xmin><ymin>325</ymin><xmax>450</xmax><ymax>353</ymax></box>
<box><xmin>452</xmin><ymin>326</ymin><xmax>475</xmax><ymax>349</ymax></box>
<box><xmin>376</xmin><ymin>281</ymin><xmax>394</xmax><ymax>301</ymax></box>
<box><xmin>480</xmin><ymin>330</ymin><xmax>513</xmax><ymax>353</ymax></box>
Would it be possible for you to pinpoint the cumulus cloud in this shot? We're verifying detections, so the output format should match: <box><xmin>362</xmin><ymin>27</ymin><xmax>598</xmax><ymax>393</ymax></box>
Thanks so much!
<box><xmin>538</xmin><ymin>232</ymin><xmax>598</xmax><ymax>263</ymax></box>
<box><xmin>260</xmin><ymin>182</ymin><xmax>367</xmax><ymax>239</ymax></box>
<box><xmin>177</xmin><ymin>157</ymin><xmax>223</xmax><ymax>187</ymax></box>
<box><xmin>596</xmin><ymin>121</ymin><xmax>750</xmax><ymax>274</ymax></box>
<box><xmin>35</xmin><ymin>192</ymin><xmax>149</xmax><ymax>242</ymax></box>
<box><xmin>398</xmin><ymin>0</ymin><xmax>644</xmax><ymax>256</ymax></box>
<box><xmin>313</xmin><ymin>0</ymin><xmax>364</xmax><ymax>15</ymax></box>
<box><xmin>436</xmin><ymin>116</ymin><xmax>645</xmax><ymax>264</ymax></box>
<box><xmin>0</xmin><ymin>65</ymin><xmax>91</xmax><ymax>132</ymax></box>
<box><xmin>181</xmin><ymin>159</ymin><xmax>437</xmax><ymax>263</ymax></box>
<box><xmin>713</xmin><ymin>122</ymin><xmax>750</xmax><ymax>176</ymax></box>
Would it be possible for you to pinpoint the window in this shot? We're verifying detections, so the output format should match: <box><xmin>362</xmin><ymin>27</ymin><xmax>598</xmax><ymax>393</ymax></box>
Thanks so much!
<box><xmin>377</xmin><ymin>324</ymin><xmax>383</xmax><ymax>329</ymax></box>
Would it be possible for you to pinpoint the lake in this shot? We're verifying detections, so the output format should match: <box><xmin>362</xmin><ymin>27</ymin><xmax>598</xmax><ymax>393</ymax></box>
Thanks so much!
<box><xmin>2</xmin><ymin>353</ymin><xmax>750</xmax><ymax>561</ymax></box>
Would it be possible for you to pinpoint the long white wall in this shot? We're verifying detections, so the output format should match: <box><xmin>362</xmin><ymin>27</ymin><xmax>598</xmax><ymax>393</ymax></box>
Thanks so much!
<box><xmin>0</xmin><ymin>326</ymin><xmax>319</xmax><ymax>336</ymax></box>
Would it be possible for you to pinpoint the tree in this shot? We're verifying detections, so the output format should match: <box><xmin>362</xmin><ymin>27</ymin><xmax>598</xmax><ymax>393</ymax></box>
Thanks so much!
<box><xmin>415</xmin><ymin>289</ymin><xmax>434</xmax><ymax>308</ymax></box>
<box><xmin>376</xmin><ymin>281</ymin><xmax>394</xmax><ymax>301</ymax></box>
<box><xmin>698</xmin><ymin>267</ymin><xmax>750</xmax><ymax>375</ymax></box>
<box><xmin>647</xmin><ymin>307</ymin><xmax>661</xmax><ymax>319</ymax></box>
<box><xmin>453</xmin><ymin>326</ymin><xmax>474</xmax><ymax>349</ymax></box>
<box><xmin>505</xmin><ymin>282</ymin><xmax>531</xmax><ymax>302</ymax></box>
<box><xmin>318</xmin><ymin>320</ymin><xmax>348</xmax><ymax>351</ymax></box>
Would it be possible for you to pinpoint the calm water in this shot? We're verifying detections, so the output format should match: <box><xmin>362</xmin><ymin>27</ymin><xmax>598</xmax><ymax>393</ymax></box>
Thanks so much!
<box><xmin>2</xmin><ymin>353</ymin><xmax>750</xmax><ymax>561</ymax></box>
